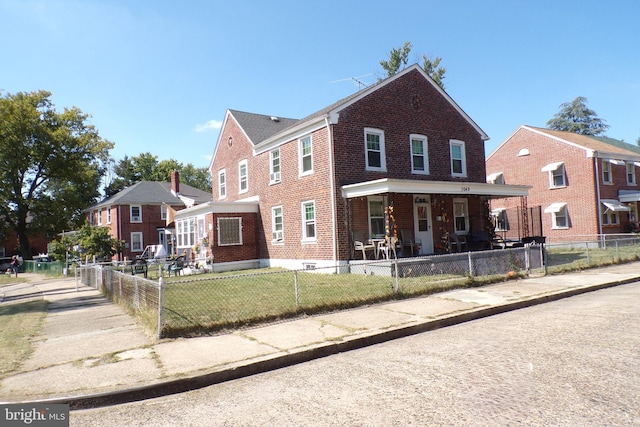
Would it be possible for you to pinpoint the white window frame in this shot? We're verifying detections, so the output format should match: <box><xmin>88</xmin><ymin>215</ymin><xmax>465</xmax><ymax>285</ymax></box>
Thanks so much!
<box><xmin>410</xmin><ymin>134</ymin><xmax>429</xmax><ymax>175</ymax></box>
<box><xmin>130</xmin><ymin>205</ymin><xmax>142</xmax><ymax>223</ymax></box>
<box><xmin>217</xmin><ymin>217</ymin><xmax>242</xmax><ymax>246</ymax></box>
<box><xmin>176</xmin><ymin>218</ymin><xmax>196</xmax><ymax>249</ymax></box>
<box><xmin>601</xmin><ymin>210</ymin><xmax>619</xmax><ymax>225</ymax></box>
<box><xmin>368</xmin><ymin>196</ymin><xmax>385</xmax><ymax>238</ymax></box>
<box><xmin>453</xmin><ymin>198</ymin><xmax>469</xmax><ymax>234</ymax></box>
<box><xmin>161</xmin><ymin>205</ymin><xmax>167</xmax><ymax>221</ymax></box>
<box><xmin>89</xmin><ymin>210</ymin><xmax>95</xmax><ymax>226</ymax></box>
<box><xmin>299</xmin><ymin>135</ymin><xmax>313</xmax><ymax>176</ymax></box>
<box><xmin>491</xmin><ymin>208</ymin><xmax>509</xmax><ymax>232</ymax></box>
<box><xmin>106</xmin><ymin>208</ymin><xmax>111</xmax><ymax>224</ymax></box>
<box><xmin>97</xmin><ymin>209</ymin><xmax>102</xmax><ymax>226</ymax></box>
<box><xmin>364</xmin><ymin>128</ymin><xmax>387</xmax><ymax>172</ymax></box>
<box><xmin>130</xmin><ymin>232</ymin><xmax>143</xmax><ymax>252</ymax></box>
<box><xmin>551</xmin><ymin>206</ymin><xmax>569</xmax><ymax>229</ymax></box>
<box><xmin>271</xmin><ymin>206</ymin><xmax>284</xmax><ymax>243</ymax></box>
<box><xmin>301</xmin><ymin>200</ymin><xmax>316</xmax><ymax>242</ymax></box>
<box><xmin>218</xmin><ymin>169</ymin><xmax>226</xmax><ymax>199</ymax></box>
<box><xmin>270</xmin><ymin>149</ymin><xmax>281</xmax><ymax>184</ymax></box>
<box><xmin>626</xmin><ymin>162</ymin><xmax>636</xmax><ymax>185</ymax></box>
<box><xmin>602</xmin><ymin>159</ymin><xmax>612</xmax><ymax>184</ymax></box>
<box><xmin>450</xmin><ymin>140</ymin><xmax>467</xmax><ymax>177</ymax></box>
<box><xmin>238</xmin><ymin>160</ymin><xmax>248</xmax><ymax>194</ymax></box>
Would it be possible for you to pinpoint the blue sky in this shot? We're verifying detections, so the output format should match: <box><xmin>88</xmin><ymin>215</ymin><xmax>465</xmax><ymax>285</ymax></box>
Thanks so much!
<box><xmin>2</xmin><ymin>0</ymin><xmax>639</xmax><ymax>169</ymax></box>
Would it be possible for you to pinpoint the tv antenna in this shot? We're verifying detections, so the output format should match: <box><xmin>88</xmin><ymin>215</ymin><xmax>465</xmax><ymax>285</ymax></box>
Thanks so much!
<box><xmin>331</xmin><ymin>73</ymin><xmax>373</xmax><ymax>89</ymax></box>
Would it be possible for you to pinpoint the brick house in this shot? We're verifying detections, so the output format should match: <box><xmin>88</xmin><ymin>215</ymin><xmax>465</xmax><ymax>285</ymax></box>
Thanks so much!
<box><xmin>180</xmin><ymin>64</ymin><xmax>528</xmax><ymax>271</ymax></box>
<box><xmin>85</xmin><ymin>171</ymin><xmax>211</xmax><ymax>261</ymax></box>
<box><xmin>486</xmin><ymin>125</ymin><xmax>640</xmax><ymax>242</ymax></box>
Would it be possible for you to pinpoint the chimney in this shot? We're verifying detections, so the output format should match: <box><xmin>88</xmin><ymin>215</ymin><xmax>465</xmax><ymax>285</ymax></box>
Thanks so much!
<box><xmin>171</xmin><ymin>170</ymin><xmax>180</xmax><ymax>195</ymax></box>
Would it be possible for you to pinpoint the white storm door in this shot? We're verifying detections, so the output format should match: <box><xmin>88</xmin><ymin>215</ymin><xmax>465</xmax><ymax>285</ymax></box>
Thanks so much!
<box><xmin>414</xmin><ymin>197</ymin><xmax>433</xmax><ymax>255</ymax></box>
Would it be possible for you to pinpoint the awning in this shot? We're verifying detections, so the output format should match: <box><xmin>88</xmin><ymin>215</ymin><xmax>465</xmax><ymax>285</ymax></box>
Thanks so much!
<box><xmin>619</xmin><ymin>190</ymin><xmax>640</xmax><ymax>202</ymax></box>
<box><xmin>607</xmin><ymin>159</ymin><xmax>625</xmax><ymax>165</ymax></box>
<box><xmin>541</xmin><ymin>162</ymin><xmax>564</xmax><ymax>172</ymax></box>
<box><xmin>341</xmin><ymin>178</ymin><xmax>531</xmax><ymax>199</ymax></box>
<box><xmin>486</xmin><ymin>172</ymin><xmax>504</xmax><ymax>184</ymax></box>
<box><xmin>601</xmin><ymin>199</ymin><xmax>630</xmax><ymax>212</ymax></box>
<box><xmin>544</xmin><ymin>202</ymin><xmax>566</xmax><ymax>213</ymax></box>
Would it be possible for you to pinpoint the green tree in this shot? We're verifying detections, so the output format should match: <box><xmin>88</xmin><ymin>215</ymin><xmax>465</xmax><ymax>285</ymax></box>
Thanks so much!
<box><xmin>0</xmin><ymin>90</ymin><xmax>113</xmax><ymax>259</ymax></box>
<box><xmin>104</xmin><ymin>152</ymin><xmax>211</xmax><ymax>197</ymax></box>
<box><xmin>546</xmin><ymin>96</ymin><xmax>609</xmax><ymax>136</ymax></box>
<box><xmin>380</xmin><ymin>41</ymin><xmax>447</xmax><ymax>89</ymax></box>
<box><xmin>49</xmin><ymin>225</ymin><xmax>124</xmax><ymax>262</ymax></box>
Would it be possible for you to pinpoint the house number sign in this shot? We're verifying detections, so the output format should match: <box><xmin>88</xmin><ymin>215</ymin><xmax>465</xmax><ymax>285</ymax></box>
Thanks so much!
<box><xmin>460</xmin><ymin>186</ymin><xmax>471</xmax><ymax>192</ymax></box>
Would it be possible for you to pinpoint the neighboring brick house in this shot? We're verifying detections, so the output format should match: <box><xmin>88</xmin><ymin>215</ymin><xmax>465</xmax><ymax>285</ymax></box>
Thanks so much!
<box><xmin>182</xmin><ymin>64</ymin><xmax>528</xmax><ymax>271</ymax></box>
<box><xmin>486</xmin><ymin>125</ymin><xmax>640</xmax><ymax>242</ymax></box>
<box><xmin>85</xmin><ymin>171</ymin><xmax>211</xmax><ymax>261</ymax></box>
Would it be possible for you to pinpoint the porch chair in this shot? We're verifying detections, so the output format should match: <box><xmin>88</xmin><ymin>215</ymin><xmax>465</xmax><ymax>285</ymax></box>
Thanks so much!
<box><xmin>168</xmin><ymin>255</ymin><xmax>185</xmax><ymax>276</ymax></box>
<box><xmin>353</xmin><ymin>231</ymin><xmax>375</xmax><ymax>260</ymax></box>
<box><xmin>400</xmin><ymin>229</ymin><xmax>421</xmax><ymax>257</ymax></box>
<box><xmin>448</xmin><ymin>234</ymin><xmax>467</xmax><ymax>253</ymax></box>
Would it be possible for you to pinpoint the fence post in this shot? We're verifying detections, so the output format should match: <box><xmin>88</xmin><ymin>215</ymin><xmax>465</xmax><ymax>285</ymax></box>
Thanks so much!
<box><xmin>394</xmin><ymin>257</ymin><xmax>399</xmax><ymax>293</ymax></box>
<box><xmin>586</xmin><ymin>242</ymin><xmax>590</xmax><ymax>265</ymax></box>
<box><xmin>294</xmin><ymin>270</ymin><xmax>299</xmax><ymax>307</ymax></box>
<box><xmin>157</xmin><ymin>277</ymin><xmax>164</xmax><ymax>340</ymax></box>
<box><xmin>467</xmin><ymin>252</ymin><xmax>474</xmax><ymax>278</ymax></box>
<box><xmin>75</xmin><ymin>265</ymin><xmax>79</xmax><ymax>291</ymax></box>
<box><xmin>615</xmin><ymin>240</ymin><xmax>620</xmax><ymax>261</ymax></box>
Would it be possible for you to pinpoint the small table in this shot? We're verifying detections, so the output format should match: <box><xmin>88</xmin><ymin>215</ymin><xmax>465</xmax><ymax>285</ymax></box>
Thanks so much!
<box><xmin>370</xmin><ymin>238</ymin><xmax>386</xmax><ymax>259</ymax></box>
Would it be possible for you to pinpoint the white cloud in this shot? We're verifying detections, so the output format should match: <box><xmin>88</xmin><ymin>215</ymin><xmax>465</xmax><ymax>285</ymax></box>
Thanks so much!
<box><xmin>195</xmin><ymin>119</ymin><xmax>222</xmax><ymax>133</ymax></box>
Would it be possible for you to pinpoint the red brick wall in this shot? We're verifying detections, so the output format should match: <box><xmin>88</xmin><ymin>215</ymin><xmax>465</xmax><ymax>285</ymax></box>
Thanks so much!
<box><xmin>486</xmin><ymin>127</ymin><xmax>635</xmax><ymax>239</ymax></box>
<box><xmin>210</xmin><ymin>212</ymin><xmax>259</xmax><ymax>263</ymax></box>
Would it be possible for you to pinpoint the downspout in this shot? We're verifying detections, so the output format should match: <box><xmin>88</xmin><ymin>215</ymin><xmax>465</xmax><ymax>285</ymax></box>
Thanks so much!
<box><xmin>118</xmin><ymin>205</ymin><xmax>123</xmax><ymax>261</ymax></box>
<box><xmin>594</xmin><ymin>156</ymin><xmax>603</xmax><ymax>237</ymax></box>
<box><xmin>325</xmin><ymin>116</ymin><xmax>337</xmax><ymax>264</ymax></box>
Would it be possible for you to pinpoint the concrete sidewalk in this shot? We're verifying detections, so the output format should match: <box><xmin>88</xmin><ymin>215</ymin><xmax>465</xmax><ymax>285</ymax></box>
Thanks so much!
<box><xmin>1</xmin><ymin>264</ymin><xmax>639</xmax><ymax>409</ymax></box>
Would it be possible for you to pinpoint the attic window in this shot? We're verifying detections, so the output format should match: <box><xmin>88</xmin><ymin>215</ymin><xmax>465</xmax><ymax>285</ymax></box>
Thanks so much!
<box><xmin>517</xmin><ymin>148</ymin><xmax>530</xmax><ymax>157</ymax></box>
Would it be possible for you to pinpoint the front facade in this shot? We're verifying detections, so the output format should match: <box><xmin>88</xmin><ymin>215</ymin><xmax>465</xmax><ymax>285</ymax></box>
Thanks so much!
<box><xmin>486</xmin><ymin>126</ymin><xmax>640</xmax><ymax>242</ymax></box>
<box><xmin>201</xmin><ymin>65</ymin><xmax>527</xmax><ymax>270</ymax></box>
<box><xmin>85</xmin><ymin>172</ymin><xmax>212</xmax><ymax>261</ymax></box>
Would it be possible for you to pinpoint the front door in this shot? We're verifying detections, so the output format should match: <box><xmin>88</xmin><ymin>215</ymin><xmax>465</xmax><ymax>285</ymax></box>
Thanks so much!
<box><xmin>414</xmin><ymin>196</ymin><xmax>433</xmax><ymax>255</ymax></box>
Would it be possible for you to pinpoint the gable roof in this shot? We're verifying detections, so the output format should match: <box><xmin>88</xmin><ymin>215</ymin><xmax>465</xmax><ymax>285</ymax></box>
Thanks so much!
<box><xmin>214</xmin><ymin>64</ymin><xmax>488</xmax><ymax>160</ymax></box>
<box><xmin>488</xmin><ymin>125</ymin><xmax>640</xmax><ymax>160</ymax></box>
<box><xmin>89</xmin><ymin>181</ymin><xmax>212</xmax><ymax>210</ymax></box>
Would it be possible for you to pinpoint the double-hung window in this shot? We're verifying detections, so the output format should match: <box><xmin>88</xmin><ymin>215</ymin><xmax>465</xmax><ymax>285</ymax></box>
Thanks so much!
<box><xmin>270</xmin><ymin>149</ymin><xmax>281</xmax><ymax>184</ymax></box>
<box><xmin>602</xmin><ymin>159</ymin><xmax>612</xmax><ymax>184</ymax></box>
<box><xmin>541</xmin><ymin>162</ymin><xmax>566</xmax><ymax>188</ymax></box>
<box><xmin>301</xmin><ymin>201</ymin><xmax>316</xmax><ymax>241</ymax></box>
<box><xmin>131</xmin><ymin>232</ymin><xmax>143</xmax><ymax>252</ymax></box>
<box><xmin>130</xmin><ymin>205</ymin><xmax>142</xmax><ymax>223</ymax></box>
<box><xmin>453</xmin><ymin>198</ymin><xmax>469</xmax><ymax>233</ymax></box>
<box><xmin>272</xmin><ymin>206</ymin><xmax>284</xmax><ymax>243</ymax></box>
<box><xmin>364</xmin><ymin>128</ymin><xmax>386</xmax><ymax>172</ymax></box>
<box><xmin>97</xmin><ymin>210</ymin><xmax>102</xmax><ymax>226</ymax></box>
<box><xmin>626</xmin><ymin>162</ymin><xmax>636</xmax><ymax>185</ymax></box>
<box><xmin>106</xmin><ymin>208</ymin><xmax>111</xmax><ymax>224</ymax></box>
<box><xmin>450</xmin><ymin>140</ymin><xmax>466</xmax><ymax>177</ymax></box>
<box><xmin>238</xmin><ymin>160</ymin><xmax>248</xmax><ymax>193</ymax></box>
<box><xmin>299</xmin><ymin>136</ymin><xmax>313</xmax><ymax>176</ymax></box>
<box><xmin>218</xmin><ymin>169</ymin><xmax>226</xmax><ymax>199</ymax></box>
<box><xmin>545</xmin><ymin>203</ymin><xmax>569</xmax><ymax>229</ymax></box>
<box><xmin>368</xmin><ymin>197</ymin><xmax>385</xmax><ymax>237</ymax></box>
<box><xmin>410</xmin><ymin>134</ymin><xmax>428</xmax><ymax>175</ymax></box>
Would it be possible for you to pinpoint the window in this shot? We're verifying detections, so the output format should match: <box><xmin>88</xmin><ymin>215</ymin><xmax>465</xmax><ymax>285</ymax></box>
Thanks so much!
<box><xmin>450</xmin><ymin>140</ymin><xmax>466</xmax><ymax>176</ymax></box>
<box><xmin>299</xmin><ymin>135</ymin><xmax>313</xmax><ymax>175</ymax></box>
<box><xmin>544</xmin><ymin>203</ymin><xmax>569</xmax><ymax>229</ymax></box>
<box><xmin>218</xmin><ymin>217</ymin><xmax>242</xmax><ymax>246</ymax></box>
<box><xmin>89</xmin><ymin>211</ymin><xmax>95</xmax><ymax>226</ymax></box>
<box><xmin>368</xmin><ymin>197</ymin><xmax>385</xmax><ymax>237</ymax></box>
<box><xmin>131</xmin><ymin>232</ymin><xmax>143</xmax><ymax>252</ymax></box>
<box><xmin>541</xmin><ymin>162</ymin><xmax>566</xmax><ymax>188</ymax></box>
<box><xmin>602</xmin><ymin>211</ymin><xmax>619</xmax><ymax>225</ymax></box>
<box><xmin>602</xmin><ymin>159</ymin><xmax>612</xmax><ymax>184</ymax></box>
<box><xmin>453</xmin><ymin>198</ymin><xmax>469</xmax><ymax>233</ymax></box>
<box><xmin>626</xmin><ymin>162</ymin><xmax>636</xmax><ymax>185</ymax></box>
<box><xmin>364</xmin><ymin>128</ymin><xmax>386</xmax><ymax>172</ymax></box>
<box><xmin>218</xmin><ymin>169</ymin><xmax>226</xmax><ymax>199</ymax></box>
<box><xmin>238</xmin><ymin>160</ymin><xmax>248</xmax><ymax>193</ymax></box>
<box><xmin>491</xmin><ymin>208</ymin><xmax>509</xmax><ymax>231</ymax></box>
<box><xmin>161</xmin><ymin>205</ymin><xmax>167</xmax><ymax>221</ymax></box>
<box><xmin>302</xmin><ymin>201</ymin><xmax>316</xmax><ymax>241</ymax></box>
<box><xmin>130</xmin><ymin>205</ymin><xmax>142</xmax><ymax>223</ymax></box>
<box><xmin>106</xmin><ymin>208</ymin><xmax>111</xmax><ymax>224</ymax></box>
<box><xmin>272</xmin><ymin>206</ymin><xmax>284</xmax><ymax>242</ymax></box>
<box><xmin>97</xmin><ymin>210</ymin><xmax>102</xmax><ymax>226</ymax></box>
<box><xmin>410</xmin><ymin>134</ymin><xmax>428</xmax><ymax>174</ymax></box>
<box><xmin>176</xmin><ymin>218</ymin><xmax>195</xmax><ymax>248</ymax></box>
<box><xmin>270</xmin><ymin>149</ymin><xmax>281</xmax><ymax>184</ymax></box>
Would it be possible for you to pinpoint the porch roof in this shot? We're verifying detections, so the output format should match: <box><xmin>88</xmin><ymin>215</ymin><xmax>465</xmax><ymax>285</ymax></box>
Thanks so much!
<box><xmin>341</xmin><ymin>178</ymin><xmax>530</xmax><ymax>199</ymax></box>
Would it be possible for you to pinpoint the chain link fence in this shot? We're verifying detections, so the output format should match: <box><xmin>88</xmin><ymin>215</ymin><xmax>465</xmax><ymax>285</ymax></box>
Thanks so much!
<box><xmin>75</xmin><ymin>236</ymin><xmax>640</xmax><ymax>339</ymax></box>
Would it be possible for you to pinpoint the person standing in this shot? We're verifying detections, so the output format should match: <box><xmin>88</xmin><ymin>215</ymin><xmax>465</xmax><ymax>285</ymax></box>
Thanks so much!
<box><xmin>10</xmin><ymin>255</ymin><xmax>19</xmax><ymax>278</ymax></box>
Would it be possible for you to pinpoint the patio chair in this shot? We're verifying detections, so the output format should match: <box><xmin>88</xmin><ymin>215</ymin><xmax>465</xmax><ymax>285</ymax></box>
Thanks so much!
<box><xmin>448</xmin><ymin>234</ymin><xmax>467</xmax><ymax>253</ymax></box>
<box><xmin>353</xmin><ymin>232</ymin><xmax>375</xmax><ymax>260</ymax></box>
<box><xmin>168</xmin><ymin>255</ymin><xmax>185</xmax><ymax>276</ymax></box>
<box><xmin>400</xmin><ymin>229</ymin><xmax>421</xmax><ymax>256</ymax></box>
